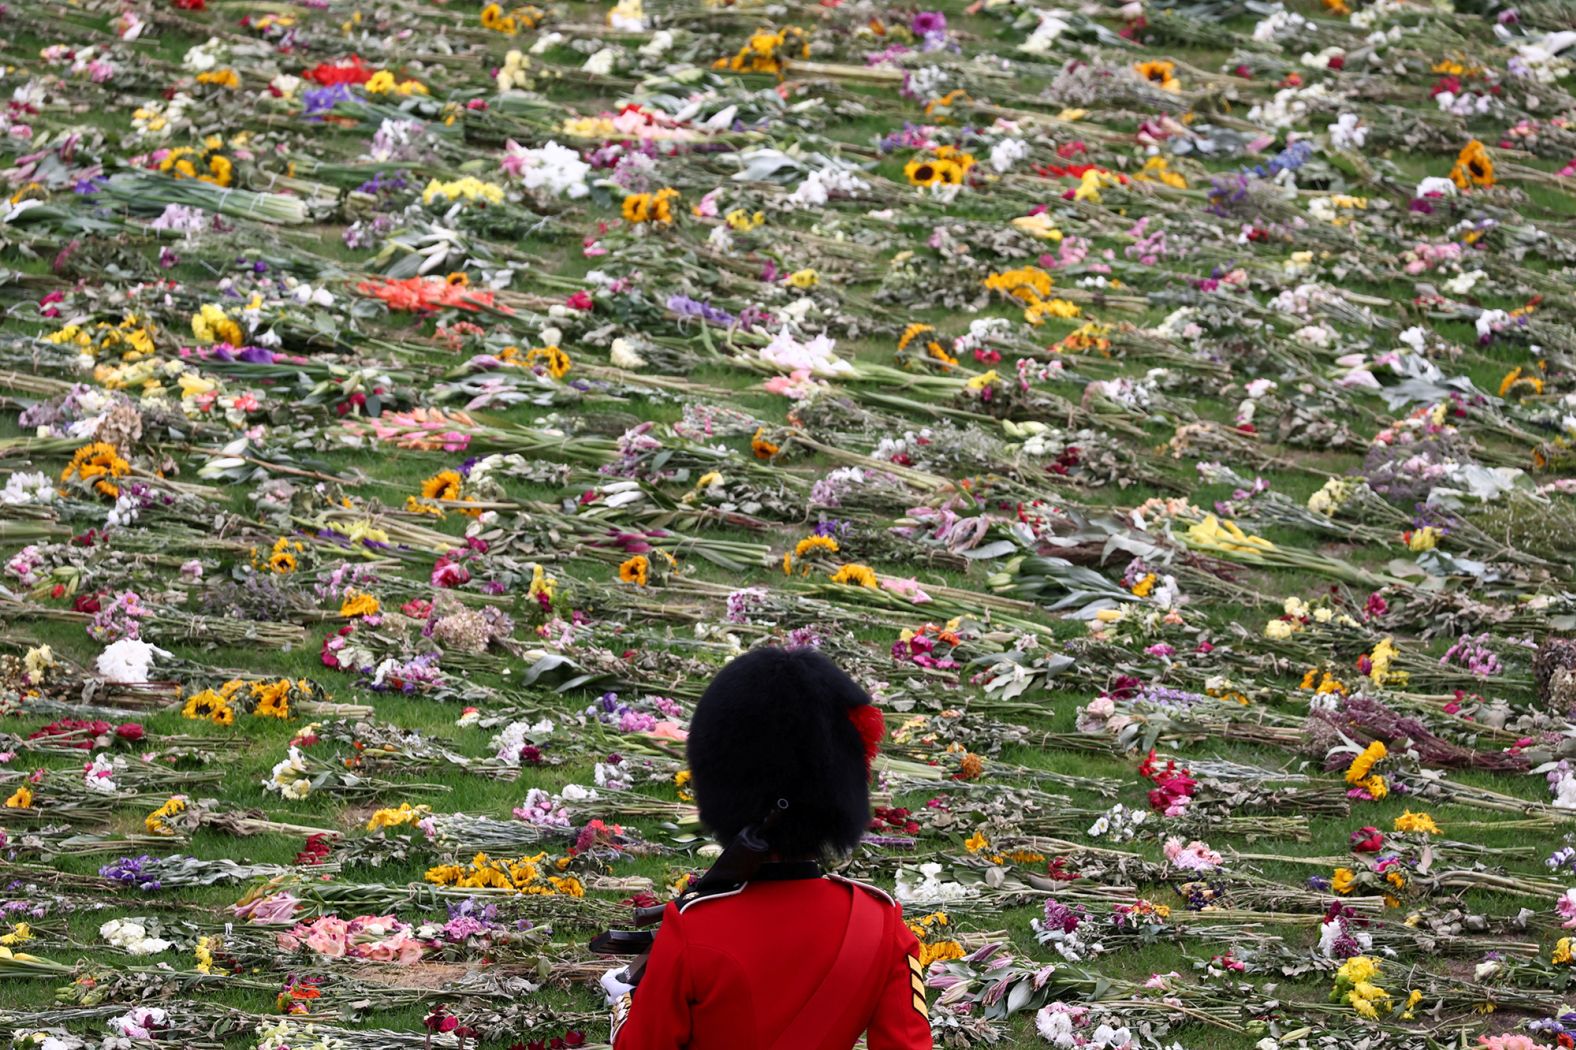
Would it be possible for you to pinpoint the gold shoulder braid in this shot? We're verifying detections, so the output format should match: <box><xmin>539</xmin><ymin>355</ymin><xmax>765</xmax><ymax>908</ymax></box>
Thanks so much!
<box><xmin>610</xmin><ymin>991</ymin><xmax>633</xmax><ymax>1043</ymax></box>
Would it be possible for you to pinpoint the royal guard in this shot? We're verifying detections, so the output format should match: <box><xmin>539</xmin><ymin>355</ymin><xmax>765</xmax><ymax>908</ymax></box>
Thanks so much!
<box><xmin>597</xmin><ymin>647</ymin><xmax>933</xmax><ymax>1050</ymax></box>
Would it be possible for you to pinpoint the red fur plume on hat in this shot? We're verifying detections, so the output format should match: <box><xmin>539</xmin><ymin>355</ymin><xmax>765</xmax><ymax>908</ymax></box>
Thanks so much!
<box><xmin>846</xmin><ymin>704</ymin><xmax>885</xmax><ymax>770</ymax></box>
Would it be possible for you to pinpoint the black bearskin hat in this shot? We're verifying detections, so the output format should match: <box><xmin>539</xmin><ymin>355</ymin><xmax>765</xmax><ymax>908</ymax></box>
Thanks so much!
<box><xmin>687</xmin><ymin>647</ymin><xmax>876</xmax><ymax>859</ymax></box>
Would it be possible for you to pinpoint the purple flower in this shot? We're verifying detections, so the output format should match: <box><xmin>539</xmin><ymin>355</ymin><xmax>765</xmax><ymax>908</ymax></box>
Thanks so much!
<box><xmin>911</xmin><ymin>11</ymin><xmax>947</xmax><ymax>38</ymax></box>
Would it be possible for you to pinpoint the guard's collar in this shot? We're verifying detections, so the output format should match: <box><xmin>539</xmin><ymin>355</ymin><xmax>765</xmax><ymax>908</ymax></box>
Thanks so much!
<box><xmin>751</xmin><ymin>860</ymin><xmax>822</xmax><ymax>881</ymax></box>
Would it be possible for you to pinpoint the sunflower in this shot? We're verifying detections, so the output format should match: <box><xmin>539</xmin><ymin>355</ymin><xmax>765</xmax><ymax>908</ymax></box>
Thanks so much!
<box><xmin>794</xmin><ymin>534</ymin><xmax>840</xmax><ymax>559</ymax></box>
<box><xmin>265</xmin><ymin>537</ymin><xmax>302</xmax><ymax>574</ymax></box>
<box><xmin>61</xmin><ymin>441</ymin><xmax>132</xmax><ymax>498</ymax></box>
<box><xmin>1135</xmin><ymin>60</ymin><xmax>1179</xmax><ymax>93</ymax></box>
<box><xmin>340</xmin><ymin>591</ymin><xmax>381</xmax><ymax>618</ymax></box>
<box><xmin>1450</xmin><ymin>140</ymin><xmax>1494</xmax><ymax>190</ymax></box>
<box><xmin>1497</xmin><ymin>366</ymin><xmax>1543</xmax><ymax>398</ymax></box>
<box><xmin>182</xmin><ymin>689</ymin><xmax>235</xmax><ymax>726</ymax></box>
<box><xmin>904</xmin><ymin>158</ymin><xmax>940</xmax><ymax>187</ymax></box>
<box><xmin>829</xmin><ymin>563</ymin><xmax>879</xmax><ymax>588</ymax></box>
<box><xmin>251</xmin><ymin>679</ymin><xmax>292</xmax><ymax>719</ymax></box>
<box><xmin>480</xmin><ymin>2</ymin><xmax>519</xmax><ymax>33</ymax></box>
<box><xmin>751</xmin><ymin>427</ymin><xmax>780</xmax><ymax>460</ymax></box>
<box><xmin>898</xmin><ymin>323</ymin><xmax>934</xmax><ymax>353</ymax></box>
<box><xmin>983</xmin><ymin>266</ymin><xmax>1054</xmax><ymax>305</ymax></box>
<box><xmin>1345</xmin><ymin>740</ymin><xmax>1386</xmax><ymax>784</ymax></box>
<box><xmin>525</xmin><ymin>345</ymin><xmax>573</xmax><ymax>379</ymax></box>
<box><xmin>421</xmin><ymin>470</ymin><xmax>464</xmax><ymax>502</ymax></box>
<box><xmin>618</xmin><ymin>554</ymin><xmax>650</xmax><ymax>587</ymax></box>
<box><xmin>648</xmin><ymin>187</ymin><xmax>679</xmax><ymax>224</ymax></box>
<box><xmin>622</xmin><ymin>194</ymin><xmax>652</xmax><ymax>223</ymax></box>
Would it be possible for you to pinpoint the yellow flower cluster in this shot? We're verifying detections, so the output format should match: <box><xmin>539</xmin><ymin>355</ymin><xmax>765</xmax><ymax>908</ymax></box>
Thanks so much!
<box><xmin>367</xmin><ymin>802</ymin><xmax>431</xmax><ymax>831</ymax></box>
<box><xmin>524</xmin><ymin>345</ymin><xmax>573</xmax><ymax>379</ymax></box>
<box><xmin>1299</xmin><ymin>667</ymin><xmax>1348</xmax><ymax>696</ymax></box>
<box><xmin>726</xmin><ymin>209</ymin><xmax>765</xmax><ymax>231</ymax></box>
<box><xmin>903</xmin><ymin>913</ymin><xmax>963</xmax><ymax>966</ymax></box>
<box><xmin>422</xmin><ymin>177</ymin><xmax>505</xmax><ymax>207</ymax></box>
<box><xmin>781</xmin><ymin>534</ymin><xmax>840</xmax><ymax>576</ymax></box>
<box><xmin>365</xmin><ymin>70</ymin><xmax>427</xmax><ymax>95</ymax></box>
<box><xmin>340</xmin><ymin>590</ymin><xmax>380</xmax><ymax>618</ymax></box>
<box><xmin>715</xmin><ymin>26</ymin><xmax>809</xmax><ymax>77</ymax></box>
<box><xmin>983</xmin><ymin>266</ymin><xmax>1078</xmax><ymax>325</ymax></box>
<box><xmin>1393</xmin><ymin>810</ymin><xmax>1441</xmax><ymax>835</ymax></box>
<box><xmin>61</xmin><ymin>442</ymin><xmax>132</xmax><ymax>499</ymax></box>
<box><xmin>47</xmin><ymin>315</ymin><xmax>158</xmax><ymax>362</ymax></box>
<box><xmin>1406</xmin><ymin>525</ymin><xmax>1440</xmax><ymax>552</ymax></box>
<box><xmin>1450</xmin><ymin>140</ymin><xmax>1494</xmax><ymax>190</ymax></box>
<box><xmin>192</xmin><ymin>304</ymin><xmax>244</xmax><ymax>347</ymax></box>
<box><xmin>425</xmin><ymin>851</ymin><xmax>585</xmax><ymax>896</ymax></box>
<box><xmin>1331</xmin><ymin>956</ymin><xmax>1390</xmax><ymax>1019</ymax></box>
<box><xmin>622</xmin><ymin>187</ymin><xmax>680</xmax><ymax>224</ymax></box>
<box><xmin>1366</xmin><ymin>637</ymin><xmax>1408</xmax><ymax>687</ymax></box>
<box><xmin>897</xmin><ymin>323</ymin><xmax>957</xmax><ymax>371</ymax></box>
<box><xmin>1345</xmin><ymin>740</ymin><xmax>1389</xmax><ymax>800</ymax></box>
<box><xmin>1188</xmin><ymin>515</ymin><xmax>1276</xmax><ymax>558</ymax></box>
<box><xmin>4</xmin><ymin>787</ymin><xmax>33</xmax><ymax>809</ymax></box>
<box><xmin>1307</xmin><ymin>477</ymin><xmax>1354</xmax><ymax>517</ymax></box>
<box><xmin>1555</xmin><ymin>937</ymin><xmax>1574</xmax><ymax>966</ymax></box>
<box><xmin>904</xmin><ymin>146</ymin><xmax>975</xmax><ymax>189</ymax></box>
<box><xmin>253</xmin><ymin>537</ymin><xmax>305</xmax><ymax>574</ymax></box>
<box><xmin>0</xmin><ymin>923</ymin><xmax>33</xmax><ymax>947</ymax></box>
<box><xmin>1135</xmin><ymin>60</ymin><xmax>1180</xmax><ymax>93</ymax></box>
<box><xmin>1137</xmin><ymin>156</ymin><xmax>1187</xmax><ymax>189</ymax></box>
<box><xmin>829</xmin><ymin>563</ymin><xmax>879</xmax><ymax>588</ymax></box>
<box><xmin>249</xmin><ymin>678</ymin><xmax>307</xmax><ymax>719</ymax></box>
<box><xmin>1073</xmin><ymin>168</ymin><xmax>1122</xmax><ymax>203</ymax></box>
<box><xmin>527</xmin><ymin>563</ymin><xmax>556</xmax><ymax>604</ymax></box>
<box><xmin>145</xmin><ymin>795</ymin><xmax>188</xmax><ymax>835</ymax></box>
<box><xmin>160</xmin><ymin>145</ymin><xmax>233</xmax><ymax>188</ymax></box>
<box><xmin>195</xmin><ymin>68</ymin><xmax>240</xmax><ymax>90</ymax></box>
<box><xmin>183</xmin><ymin>682</ymin><xmax>240</xmax><ymax>726</ymax></box>
<box><xmin>194</xmin><ymin>934</ymin><xmax>218</xmax><ymax>974</ymax></box>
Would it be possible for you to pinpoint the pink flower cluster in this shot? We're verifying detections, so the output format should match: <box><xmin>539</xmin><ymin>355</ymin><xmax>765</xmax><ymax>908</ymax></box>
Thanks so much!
<box><xmin>277</xmin><ymin>913</ymin><xmax>426</xmax><ymax>964</ymax></box>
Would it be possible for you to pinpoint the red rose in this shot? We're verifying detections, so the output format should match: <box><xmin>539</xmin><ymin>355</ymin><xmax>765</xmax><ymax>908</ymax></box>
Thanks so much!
<box><xmin>115</xmin><ymin>723</ymin><xmax>146</xmax><ymax>742</ymax></box>
<box><xmin>1349</xmin><ymin>826</ymin><xmax>1383</xmax><ymax>852</ymax></box>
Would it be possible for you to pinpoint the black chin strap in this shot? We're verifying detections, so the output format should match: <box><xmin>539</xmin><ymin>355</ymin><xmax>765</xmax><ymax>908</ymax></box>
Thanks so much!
<box><xmin>687</xmin><ymin>798</ymin><xmax>789</xmax><ymax>897</ymax></box>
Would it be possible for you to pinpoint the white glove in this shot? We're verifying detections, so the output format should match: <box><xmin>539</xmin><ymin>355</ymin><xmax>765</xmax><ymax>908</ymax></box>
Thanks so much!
<box><xmin>600</xmin><ymin>965</ymin><xmax>636</xmax><ymax>1006</ymax></box>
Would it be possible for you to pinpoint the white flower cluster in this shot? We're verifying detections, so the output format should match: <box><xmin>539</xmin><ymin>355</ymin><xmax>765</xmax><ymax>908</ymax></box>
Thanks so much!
<box><xmin>83</xmin><ymin>753</ymin><xmax>125</xmax><ymax>795</ymax></box>
<box><xmin>506</xmin><ymin>140</ymin><xmax>592</xmax><ymax>199</ymax></box>
<box><xmin>264</xmin><ymin>746</ymin><xmax>313</xmax><ymax>800</ymax></box>
<box><xmin>255</xmin><ymin>1019</ymin><xmax>349</xmax><ymax>1050</ymax></box>
<box><xmin>181</xmin><ymin>37</ymin><xmax>227</xmax><ymax>73</ymax></box>
<box><xmin>0</xmin><ymin>471</ymin><xmax>56</xmax><ymax>506</ymax></box>
<box><xmin>1252</xmin><ymin>8</ymin><xmax>1313</xmax><ymax>45</ymax></box>
<box><xmin>1031</xmin><ymin>917</ymin><xmax>1098</xmax><ymax>961</ymax></box>
<box><xmin>989</xmin><ymin>137</ymin><xmax>1030</xmax><ymax>173</ymax></box>
<box><xmin>99</xmin><ymin>918</ymin><xmax>171</xmax><ymax>956</ymax></box>
<box><xmin>1020</xmin><ymin>12</ymin><xmax>1072</xmax><ymax>54</ymax></box>
<box><xmin>785</xmin><ymin>168</ymin><xmax>870</xmax><ymax>209</ymax></box>
<box><xmin>491</xmin><ymin>717</ymin><xmax>555</xmax><ymax>766</ymax></box>
<box><xmin>96</xmin><ymin>638</ymin><xmax>169</xmax><ymax>684</ymax></box>
<box><xmin>1085</xmin><ymin>802</ymin><xmax>1147</xmax><ymax>841</ymax></box>
<box><xmin>1248</xmin><ymin>82</ymin><xmax>1337</xmax><ymax>130</ymax></box>
<box><xmin>894</xmin><ymin>862</ymin><xmax>975</xmax><ymax>904</ymax></box>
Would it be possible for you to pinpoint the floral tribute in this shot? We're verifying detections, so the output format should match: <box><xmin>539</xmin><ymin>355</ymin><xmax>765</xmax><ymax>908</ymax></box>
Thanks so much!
<box><xmin>1</xmin><ymin>0</ymin><xmax>1576</xmax><ymax>1047</ymax></box>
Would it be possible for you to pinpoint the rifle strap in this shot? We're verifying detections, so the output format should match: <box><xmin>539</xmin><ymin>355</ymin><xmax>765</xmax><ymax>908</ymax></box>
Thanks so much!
<box><xmin>768</xmin><ymin>884</ymin><xmax>886</xmax><ymax>1050</ymax></box>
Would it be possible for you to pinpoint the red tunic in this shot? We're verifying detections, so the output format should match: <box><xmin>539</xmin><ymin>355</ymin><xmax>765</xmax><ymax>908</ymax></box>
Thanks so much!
<box><xmin>610</xmin><ymin>872</ymin><xmax>932</xmax><ymax>1050</ymax></box>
